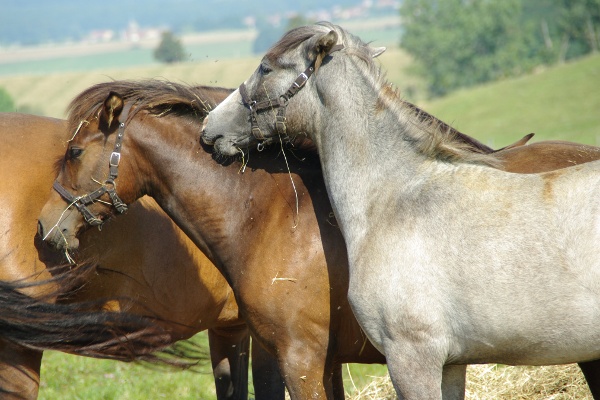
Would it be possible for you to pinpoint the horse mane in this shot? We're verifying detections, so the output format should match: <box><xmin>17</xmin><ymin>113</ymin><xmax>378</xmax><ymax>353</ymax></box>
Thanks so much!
<box><xmin>66</xmin><ymin>79</ymin><xmax>233</xmax><ymax>137</ymax></box>
<box><xmin>273</xmin><ymin>22</ymin><xmax>500</xmax><ymax>167</ymax></box>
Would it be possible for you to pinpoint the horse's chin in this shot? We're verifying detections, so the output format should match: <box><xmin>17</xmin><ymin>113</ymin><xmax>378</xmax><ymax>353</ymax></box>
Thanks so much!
<box><xmin>45</xmin><ymin>232</ymin><xmax>80</xmax><ymax>253</ymax></box>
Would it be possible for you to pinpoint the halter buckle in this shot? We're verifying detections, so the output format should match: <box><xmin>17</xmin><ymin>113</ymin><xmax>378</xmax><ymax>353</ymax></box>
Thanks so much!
<box><xmin>251</xmin><ymin>126</ymin><xmax>265</xmax><ymax>140</ymax></box>
<box><xmin>293</xmin><ymin>72</ymin><xmax>309</xmax><ymax>88</ymax></box>
<box><xmin>109</xmin><ymin>151</ymin><xmax>121</xmax><ymax>167</ymax></box>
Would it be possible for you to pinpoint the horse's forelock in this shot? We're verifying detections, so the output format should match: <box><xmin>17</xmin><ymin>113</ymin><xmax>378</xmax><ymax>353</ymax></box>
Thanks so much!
<box><xmin>266</xmin><ymin>26</ymin><xmax>321</xmax><ymax>62</ymax></box>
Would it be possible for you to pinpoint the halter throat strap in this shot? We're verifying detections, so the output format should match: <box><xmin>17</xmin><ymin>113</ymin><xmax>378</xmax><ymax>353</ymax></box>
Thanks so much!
<box><xmin>52</xmin><ymin>102</ymin><xmax>133</xmax><ymax>226</ymax></box>
<box><xmin>239</xmin><ymin>43</ymin><xmax>344</xmax><ymax>140</ymax></box>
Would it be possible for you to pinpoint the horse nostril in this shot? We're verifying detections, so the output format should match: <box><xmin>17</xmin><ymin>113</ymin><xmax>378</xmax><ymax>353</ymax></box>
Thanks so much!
<box><xmin>202</xmin><ymin>133</ymin><xmax>221</xmax><ymax>145</ymax></box>
<box><xmin>201</xmin><ymin>116</ymin><xmax>209</xmax><ymax>132</ymax></box>
<box><xmin>37</xmin><ymin>221</ymin><xmax>45</xmax><ymax>238</ymax></box>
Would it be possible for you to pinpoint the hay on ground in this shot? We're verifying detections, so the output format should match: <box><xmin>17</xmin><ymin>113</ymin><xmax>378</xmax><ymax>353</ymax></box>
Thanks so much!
<box><xmin>348</xmin><ymin>364</ymin><xmax>592</xmax><ymax>399</ymax></box>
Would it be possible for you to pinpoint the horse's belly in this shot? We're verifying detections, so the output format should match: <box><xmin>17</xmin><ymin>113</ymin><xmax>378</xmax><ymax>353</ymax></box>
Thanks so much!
<box><xmin>448</xmin><ymin>296</ymin><xmax>600</xmax><ymax>365</ymax></box>
<box><xmin>454</xmin><ymin>332</ymin><xmax>600</xmax><ymax>366</ymax></box>
<box><xmin>349</xmin><ymin>260</ymin><xmax>600</xmax><ymax>367</ymax></box>
<box><xmin>347</xmin><ymin>220</ymin><xmax>600</xmax><ymax>367</ymax></box>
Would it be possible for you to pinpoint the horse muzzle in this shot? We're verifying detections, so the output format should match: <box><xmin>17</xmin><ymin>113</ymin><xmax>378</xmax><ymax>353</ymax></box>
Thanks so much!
<box><xmin>37</xmin><ymin>207</ymin><xmax>82</xmax><ymax>252</ymax></box>
<box><xmin>38</xmin><ymin>224</ymin><xmax>80</xmax><ymax>252</ymax></box>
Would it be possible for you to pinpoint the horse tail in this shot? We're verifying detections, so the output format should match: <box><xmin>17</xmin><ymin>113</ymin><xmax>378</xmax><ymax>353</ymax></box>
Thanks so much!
<box><xmin>0</xmin><ymin>274</ymin><xmax>205</xmax><ymax>369</ymax></box>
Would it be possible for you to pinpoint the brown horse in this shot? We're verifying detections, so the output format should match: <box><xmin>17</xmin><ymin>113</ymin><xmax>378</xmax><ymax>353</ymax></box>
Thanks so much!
<box><xmin>0</xmin><ymin>112</ymin><xmax>253</xmax><ymax>399</ymax></box>
<box><xmin>36</xmin><ymin>80</ymin><xmax>600</xmax><ymax>399</ymax></box>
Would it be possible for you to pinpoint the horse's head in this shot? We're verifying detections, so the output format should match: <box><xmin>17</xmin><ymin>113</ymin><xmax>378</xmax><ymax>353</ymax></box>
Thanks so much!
<box><xmin>38</xmin><ymin>91</ymin><xmax>138</xmax><ymax>252</ymax></box>
<box><xmin>202</xmin><ymin>22</ymin><xmax>385</xmax><ymax>156</ymax></box>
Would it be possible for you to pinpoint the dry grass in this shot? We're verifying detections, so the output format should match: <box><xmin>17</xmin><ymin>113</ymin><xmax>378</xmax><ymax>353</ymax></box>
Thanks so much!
<box><xmin>348</xmin><ymin>364</ymin><xmax>592</xmax><ymax>399</ymax></box>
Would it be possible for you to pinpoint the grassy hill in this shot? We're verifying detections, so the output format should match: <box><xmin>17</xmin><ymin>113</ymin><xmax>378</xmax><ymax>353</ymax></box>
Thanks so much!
<box><xmin>425</xmin><ymin>54</ymin><xmax>600</xmax><ymax>147</ymax></box>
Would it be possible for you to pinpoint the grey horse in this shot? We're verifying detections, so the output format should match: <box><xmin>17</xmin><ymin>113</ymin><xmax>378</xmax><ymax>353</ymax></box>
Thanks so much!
<box><xmin>202</xmin><ymin>22</ymin><xmax>600</xmax><ymax>400</ymax></box>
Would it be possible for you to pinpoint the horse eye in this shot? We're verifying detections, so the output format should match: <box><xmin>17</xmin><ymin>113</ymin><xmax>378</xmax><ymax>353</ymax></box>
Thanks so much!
<box><xmin>69</xmin><ymin>147</ymin><xmax>83</xmax><ymax>159</ymax></box>
<box><xmin>259</xmin><ymin>63</ymin><xmax>272</xmax><ymax>75</ymax></box>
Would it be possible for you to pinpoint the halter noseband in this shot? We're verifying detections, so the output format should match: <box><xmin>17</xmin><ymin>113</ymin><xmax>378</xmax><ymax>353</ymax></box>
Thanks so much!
<box><xmin>238</xmin><ymin>43</ymin><xmax>344</xmax><ymax>142</ymax></box>
<box><xmin>53</xmin><ymin>103</ymin><xmax>132</xmax><ymax>227</ymax></box>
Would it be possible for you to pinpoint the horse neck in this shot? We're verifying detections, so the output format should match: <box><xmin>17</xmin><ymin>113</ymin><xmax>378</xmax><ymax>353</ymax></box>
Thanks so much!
<box><xmin>127</xmin><ymin>115</ymin><xmax>271</xmax><ymax>284</ymax></box>
<box><xmin>312</xmin><ymin>69</ymin><xmax>435</xmax><ymax>252</ymax></box>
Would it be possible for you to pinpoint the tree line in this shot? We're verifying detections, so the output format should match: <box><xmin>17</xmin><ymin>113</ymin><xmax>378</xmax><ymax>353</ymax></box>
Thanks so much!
<box><xmin>400</xmin><ymin>0</ymin><xmax>600</xmax><ymax>97</ymax></box>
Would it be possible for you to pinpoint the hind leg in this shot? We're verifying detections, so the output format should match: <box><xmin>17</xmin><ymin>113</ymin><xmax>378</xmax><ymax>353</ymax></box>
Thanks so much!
<box><xmin>579</xmin><ymin>360</ymin><xmax>600</xmax><ymax>399</ymax></box>
<box><xmin>208</xmin><ymin>326</ymin><xmax>250</xmax><ymax>400</ymax></box>
<box><xmin>0</xmin><ymin>340</ymin><xmax>42</xmax><ymax>400</ymax></box>
<box><xmin>441</xmin><ymin>365</ymin><xmax>466</xmax><ymax>400</ymax></box>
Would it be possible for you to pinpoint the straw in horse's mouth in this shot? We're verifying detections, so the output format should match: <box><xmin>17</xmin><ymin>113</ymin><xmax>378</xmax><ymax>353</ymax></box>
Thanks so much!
<box><xmin>43</xmin><ymin>205</ymin><xmax>77</xmax><ymax>264</ymax></box>
<box><xmin>237</xmin><ymin>147</ymin><xmax>248</xmax><ymax>173</ymax></box>
<box><xmin>277</xmin><ymin>135</ymin><xmax>300</xmax><ymax>229</ymax></box>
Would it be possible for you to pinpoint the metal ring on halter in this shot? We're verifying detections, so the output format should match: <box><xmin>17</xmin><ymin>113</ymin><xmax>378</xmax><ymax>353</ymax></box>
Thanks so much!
<box><xmin>257</xmin><ymin>142</ymin><xmax>265</xmax><ymax>152</ymax></box>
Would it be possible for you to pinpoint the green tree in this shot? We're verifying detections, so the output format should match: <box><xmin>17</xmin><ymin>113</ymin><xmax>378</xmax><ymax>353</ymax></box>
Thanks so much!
<box><xmin>556</xmin><ymin>0</ymin><xmax>600</xmax><ymax>60</ymax></box>
<box><xmin>400</xmin><ymin>0</ymin><xmax>535</xmax><ymax>97</ymax></box>
<box><xmin>0</xmin><ymin>87</ymin><xmax>15</xmax><ymax>112</ymax></box>
<box><xmin>154</xmin><ymin>31</ymin><xmax>187</xmax><ymax>64</ymax></box>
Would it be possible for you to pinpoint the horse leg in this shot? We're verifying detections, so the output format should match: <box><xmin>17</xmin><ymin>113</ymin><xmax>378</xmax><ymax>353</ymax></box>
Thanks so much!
<box><xmin>276</xmin><ymin>344</ymin><xmax>335</xmax><ymax>400</ymax></box>
<box><xmin>384</xmin><ymin>340</ymin><xmax>444</xmax><ymax>400</ymax></box>
<box><xmin>208</xmin><ymin>325</ymin><xmax>250</xmax><ymax>400</ymax></box>
<box><xmin>579</xmin><ymin>360</ymin><xmax>600</xmax><ymax>398</ymax></box>
<box><xmin>441</xmin><ymin>365</ymin><xmax>466</xmax><ymax>400</ymax></box>
<box><xmin>331</xmin><ymin>363</ymin><xmax>345</xmax><ymax>400</ymax></box>
<box><xmin>0</xmin><ymin>340</ymin><xmax>42</xmax><ymax>400</ymax></box>
<box><xmin>250</xmin><ymin>339</ymin><xmax>285</xmax><ymax>400</ymax></box>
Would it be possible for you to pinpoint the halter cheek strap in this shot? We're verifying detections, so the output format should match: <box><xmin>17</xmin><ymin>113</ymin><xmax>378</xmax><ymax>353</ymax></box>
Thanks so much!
<box><xmin>53</xmin><ymin>103</ymin><xmax>132</xmax><ymax>227</ymax></box>
<box><xmin>239</xmin><ymin>43</ymin><xmax>344</xmax><ymax>141</ymax></box>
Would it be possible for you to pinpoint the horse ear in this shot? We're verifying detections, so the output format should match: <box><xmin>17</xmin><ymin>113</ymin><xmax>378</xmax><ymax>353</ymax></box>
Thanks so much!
<box><xmin>100</xmin><ymin>91</ymin><xmax>124</xmax><ymax>132</ymax></box>
<box><xmin>314</xmin><ymin>30</ymin><xmax>339</xmax><ymax>71</ymax></box>
<box><xmin>316</xmin><ymin>30</ymin><xmax>338</xmax><ymax>55</ymax></box>
<box><xmin>371</xmin><ymin>47</ymin><xmax>386</xmax><ymax>58</ymax></box>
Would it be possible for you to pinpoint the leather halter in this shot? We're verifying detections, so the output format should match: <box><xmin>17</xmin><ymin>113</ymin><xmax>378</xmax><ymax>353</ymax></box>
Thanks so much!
<box><xmin>52</xmin><ymin>103</ymin><xmax>132</xmax><ymax>227</ymax></box>
<box><xmin>238</xmin><ymin>44</ymin><xmax>344</xmax><ymax>142</ymax></box>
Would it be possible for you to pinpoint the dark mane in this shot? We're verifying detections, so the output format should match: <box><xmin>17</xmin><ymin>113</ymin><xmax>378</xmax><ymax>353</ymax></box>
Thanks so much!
<box><xmin>400</xmin><ymin>100</ymin><xmax>494</xmax><ymax>154</ymax></box>
<box><xmin>66</xmin><ymin>80</ymin><xmax>233</xmax><ymax>137</ymax></box>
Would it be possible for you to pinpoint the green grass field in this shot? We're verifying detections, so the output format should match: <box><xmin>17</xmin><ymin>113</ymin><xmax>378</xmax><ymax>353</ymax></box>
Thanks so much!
<box><xmin>3</xmin><ymin>42</ymin><xmax>600</xmax><ymax>400</ymax></box>
<box><xmin>39</xmin><ymin>346</ymin><xmax>388</xmax><ymax>399</ymax></box>
<box><xmin>425</xmin><ymin>54</ymin><xmax>600</xmax><ymax>147</ymax></box>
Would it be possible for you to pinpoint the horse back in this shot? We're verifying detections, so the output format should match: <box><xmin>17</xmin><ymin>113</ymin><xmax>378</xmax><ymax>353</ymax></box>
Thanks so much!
<box><xmin>496</xmin><ymin>140</ymin><xmax>600</xmax><ymax>173</ymax></box>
